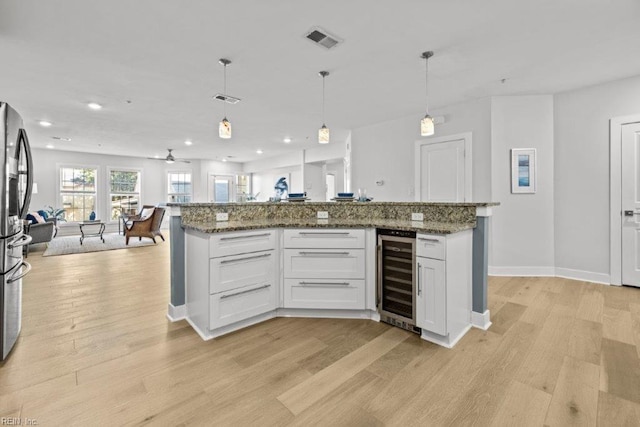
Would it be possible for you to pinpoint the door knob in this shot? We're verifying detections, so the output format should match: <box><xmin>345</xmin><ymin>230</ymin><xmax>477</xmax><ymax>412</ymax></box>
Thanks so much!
<box><xmin>624</xmin><ymin>210</ymin><xmax>635</xmax><ymax>217</ymax></box>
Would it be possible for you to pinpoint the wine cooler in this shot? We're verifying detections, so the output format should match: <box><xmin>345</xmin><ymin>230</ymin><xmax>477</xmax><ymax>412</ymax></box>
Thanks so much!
<box><xmin>376</xmin><ymin>229</ymin><xmax>420</xmax><ymax>334</ymax></box>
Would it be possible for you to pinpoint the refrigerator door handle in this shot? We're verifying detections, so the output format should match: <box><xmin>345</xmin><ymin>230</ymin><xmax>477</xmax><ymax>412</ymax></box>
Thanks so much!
<box><xmin>17</xmin><ymin>128</ymin><xmax>33</xmax><ymax>219</ymax></box>
<box><xmin>7</xmin><ymin>261</ymin><xmax>31</xmax><ymax>284</ymax></box>
<box><xmin>8</xmin><ymin>234</ymin><xmax>32</xmax><ymax>249</ymax></box>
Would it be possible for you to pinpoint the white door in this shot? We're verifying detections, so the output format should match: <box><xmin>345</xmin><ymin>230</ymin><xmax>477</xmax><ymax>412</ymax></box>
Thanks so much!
<box><xmin>415</xmin><ymin>133</ymin><xmax>472</xmax><ymax>202</ymax></box>
<box><xmin>622</xmin><ymin>123</ymin><xmax>640</xmax><ymax>287</ymax></box>
<box><xmin>208</xmin><ymin>175</ymin><xmax>235</xmax><ymax>203</ymax></box>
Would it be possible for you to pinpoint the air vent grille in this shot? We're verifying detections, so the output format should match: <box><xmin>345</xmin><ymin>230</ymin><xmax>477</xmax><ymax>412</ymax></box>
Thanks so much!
<box><xmin>213</xmin><ymin>94</ymin><xmax>241</xmax><ymax>104</ymax></box>
<box><xmin>304</xmin><ymin>27</ymin><xmax>342</xmax><ymax>50</ymax></box>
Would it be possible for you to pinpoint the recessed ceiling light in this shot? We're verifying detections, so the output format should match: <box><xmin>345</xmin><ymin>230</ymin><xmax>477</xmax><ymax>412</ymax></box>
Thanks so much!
<box><xmin>222</xmin><ymin>158</ymin><xmax>227</xmax><ymax>162</ymax></box>
<box><xmin>39</xmin><ymin>121</ymin><xmax>52</xmax><ymax>127</ymax></box>
<box><xmin>184</xmin><ymin>140</ymin><xmax>193</xmax><ymax>146</ymax></box>
<box><xmin>284</xmin><ymin>137</ymin><xmax>292</xmax><ymax>143</ymax></box>
<box><xmin>45</xmin><ymin>143</ymin><xmax>55</xmax><ymax>149</ymax></box>
<box><xmin>256</xmin><ymin>149</ymin><xmax>263</xmax><ymax>154</ymax></box>
<box><xmin>87</xmin><ymin>102</ymin><xmax>102</xmax><ymax>110</ymax></box>
<box><xmin>51</xmin><ymin>136</ymin><xmax>71</xmax><ymax>141</ymax></box>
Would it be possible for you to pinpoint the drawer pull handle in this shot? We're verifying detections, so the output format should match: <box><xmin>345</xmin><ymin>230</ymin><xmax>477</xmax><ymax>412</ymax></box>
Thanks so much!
<box><xmin>417</xmin><ymin>262</ymin><xmax>422</xmax><ymax>296</ymax></box>
<box><xmin>220</xmin><ymin>233</ymin><xmax>271</xmax><ymax>241</ymax></box>
<box><xmin>298</xmin><ymin>251</ymin><xmax>350</xmax><ymax>256</ymax></box>
<box><xmin>299</xmin><ymin>281</ymin><xmax>350</xmax><ymax>286</ymax></box>
<box><xmin>220</xmin><ymin>253</ymin><xmax>272</xmax><ymax>264</ymax></box>
<box><xmin>298</xmin><ymin>232</ymin><xmax>351</xmax><ymax>236</ymax></box>
<box><xmin>220</xmin><ymin>284</ymin><xmax>271</xmax><ymax>299</ymax></box>
<box><xmin>418</xmin><ymin>237</ymin><xmax>440</xmax><ymax>243</ymax></box>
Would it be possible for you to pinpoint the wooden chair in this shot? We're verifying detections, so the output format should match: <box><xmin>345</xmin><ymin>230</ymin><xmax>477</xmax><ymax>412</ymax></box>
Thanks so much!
<box><xmin>124</xmin><ymin>207</ymin><xmax>166</xmax><ymax>245</ymax></box>
<box><xmin>121</xmin><ymin>205</ymin><xmax>155</xmax><ymax>234</ymax></box>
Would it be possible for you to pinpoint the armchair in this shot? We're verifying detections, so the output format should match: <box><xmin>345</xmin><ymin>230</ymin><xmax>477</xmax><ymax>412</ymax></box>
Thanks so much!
<box><xmin>24</xmin><ymin>219</ymin><xmax>56</xmax><ymax>257</ymax></box>
<box><xmin>120</xmin><ymin>205</ymin><xmax>155</xmax><ymax>235</ymax></box>
<box><xmin>124</xmin><ymin>207</ymin><xmax>166</xmax><ymax>245</ymax></box>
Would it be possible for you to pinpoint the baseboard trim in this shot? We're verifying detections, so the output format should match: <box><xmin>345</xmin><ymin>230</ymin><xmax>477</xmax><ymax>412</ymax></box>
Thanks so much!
<box><xmin>488</xmin><ymin>266</ymin><xmax>611</xmax><ymax>285</ymax></box>
<box><xmin>166</xmin><ymin>303</ymin><xmax>186</xmax><ymax>322</ymax></box>
<box><xmin>471</xmin><ymin>310</ymin><xmax>491</xmax><ymax>330</ymax></box>
<box><xmin>554</xmin><ymin>268</ymin><xmax>611</xmax><ymax>285</ymax></box>
<box><xmin>488</xmin><ymin>266</ymin><xmax>555</xmax><ymax>277</ymax></box>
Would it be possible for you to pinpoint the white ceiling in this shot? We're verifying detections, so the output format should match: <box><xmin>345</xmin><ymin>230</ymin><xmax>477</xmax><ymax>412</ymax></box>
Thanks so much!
<box><xmin>1</xmin><ymin>0</ymin><xmax>639</xmax><ymax>163</ymax></box>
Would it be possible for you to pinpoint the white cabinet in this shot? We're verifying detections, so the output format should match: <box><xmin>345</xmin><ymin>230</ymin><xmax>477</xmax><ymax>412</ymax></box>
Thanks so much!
<box><xmin>283</xmin><ymin>279</ymin><xmax>365</xmax><ymax>310</ymax></box>
<box><xmin>416</xmin><ymin>257</ymin><xmax>446</xmax><ymax>335</ymax></box>
<box><xmin>415</xmin><ymin>230</ymin><xmax>472</xmax><ymax>348</ymax></box>
<box><xmin>283</xmin><ymin>229</ymin><xmax>366</xmax><ymax>310</ymax></box>
<box><xmin>185</xmin><ymin>229</ymin><xmax>277</xmax><ymax>339</ymax></box>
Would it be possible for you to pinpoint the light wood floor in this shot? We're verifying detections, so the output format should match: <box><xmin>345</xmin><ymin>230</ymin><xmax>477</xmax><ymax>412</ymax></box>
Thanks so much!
<box><xmin>2</xmin><ymin>236</ymin><xmax>640</xmax><ymax>426</ymax></box>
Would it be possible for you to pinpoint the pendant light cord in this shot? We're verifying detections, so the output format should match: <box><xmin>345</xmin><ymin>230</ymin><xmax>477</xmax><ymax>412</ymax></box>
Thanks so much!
<box><xmin>322</xmin><ymin>74</ymin><xmax>326</xmax><ymax>125</ymax></box>
<box><xmin>424</xmin><ymin>55</ymin><xmax>429</xmax><ymax>115</ymax></box>
<box><xmin>223</xmin><ymin>63</ymin><xmax>227</xmax><ymax>118</ymax></box>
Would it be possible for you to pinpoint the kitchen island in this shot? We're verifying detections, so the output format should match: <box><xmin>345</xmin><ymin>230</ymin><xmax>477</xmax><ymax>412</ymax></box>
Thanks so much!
<box><xmin>167</xmin><ymin>201</ymin><xmax>497</xmax><ymax>348</ymax></box>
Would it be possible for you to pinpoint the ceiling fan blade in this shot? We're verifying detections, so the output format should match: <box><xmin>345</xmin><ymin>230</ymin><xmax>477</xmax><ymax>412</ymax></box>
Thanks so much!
<box><xmin>146</xmin><ymin>157</ymin><xmax>164</xmax><ymax>160</ymax></box>
<box><xmin>177</xmin><ymin>159</ymin><xmax>191</xmax><ymax>163</ymax></box>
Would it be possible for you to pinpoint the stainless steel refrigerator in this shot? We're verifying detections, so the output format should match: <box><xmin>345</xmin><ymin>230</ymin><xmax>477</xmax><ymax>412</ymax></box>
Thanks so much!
<box><xmin>0</xmin><ymin>102</ymin><xmax>33</xmax><ymax>361</ymax></box>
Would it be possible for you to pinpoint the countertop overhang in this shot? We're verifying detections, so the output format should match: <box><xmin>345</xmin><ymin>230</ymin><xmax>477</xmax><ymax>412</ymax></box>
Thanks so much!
<box><xmin>182</xmin><ymin>218</ymin><xmax>474</xmax><ymax>234</ymax></box>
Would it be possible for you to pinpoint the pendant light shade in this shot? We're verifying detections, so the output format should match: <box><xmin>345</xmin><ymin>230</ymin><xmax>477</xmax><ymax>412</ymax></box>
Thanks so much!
<box><xmin>420</xmin><ymin>51</ymin><xmax>435</xmax><ymax>137</ymax></box>
<box><xmin>218</xmin><ymin>58</ymin><xmax>232</xmax><ymax>139</ymax></box>
<box><xmin>318</xmin><ymin>71</ymin><xmax>330</xmax><ymax>144</ymax></box>
<box><xmin>219</xmin><ymin>117</ymin><xmax>231</xmax><ymax>139</ymax></box>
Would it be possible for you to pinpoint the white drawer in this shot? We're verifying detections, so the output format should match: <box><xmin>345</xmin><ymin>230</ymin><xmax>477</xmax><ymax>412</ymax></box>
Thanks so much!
<box><xmin>283</xmin><ymin>278</ymin><xmax>365</xmax><ymax>310</ymax></box>
<box><xmin>209</xmin><ymin>282</ymin><xmax>276</xmax><ymax>330</ymax></box>
<box><xmin>210</xmin><ymin>250</ymin><xmax>274</xmax><ymax>294</ymax></box>
<box><xmin>416</xmin><ymin>234</ymin><xmax>446</xmax><ymax>260</ymax></box>
<box><xmin>283</xmin><ymin>229</ymin><xmax>365</xmax><ymax>249</ymax></box>
<box><xmin>209</xmin><ymin>230</ymin><xmax>276</xmax><ymax>258</ymax></box>
<box><xmin>283</xmin><ymin>248</ymin><xmax>365</xmax><ymax>279</ymax></box>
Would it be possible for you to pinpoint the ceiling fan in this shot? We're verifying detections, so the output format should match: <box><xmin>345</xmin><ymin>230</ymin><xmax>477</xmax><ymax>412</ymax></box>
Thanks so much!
<box><xmin>148</xmin><ymin>149</ymin><xmax>191</xmax><ymax>164</ymax></box>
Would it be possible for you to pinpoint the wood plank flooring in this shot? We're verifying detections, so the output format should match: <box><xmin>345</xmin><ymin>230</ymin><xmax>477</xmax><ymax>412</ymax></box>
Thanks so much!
<box><xmin>2</xmin><ymin>238</ymin><xmax>640</xmax><ymax>426</ymax></box>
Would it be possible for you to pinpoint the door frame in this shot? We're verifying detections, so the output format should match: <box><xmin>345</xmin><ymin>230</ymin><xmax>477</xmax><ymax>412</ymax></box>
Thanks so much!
<box><xmin>414</xmin><ymin>132</ymin><xmax>473</xmax><ymax>202</ymax></box>
<box><xmin>208</xmin><ymin>174</ymin><xmax>236</xmax><ymax>203</ymax></box>
<box><xmin>609</xmin><ymin>114</ymin><xmax>640</xmax><ymax>286</ymax></box>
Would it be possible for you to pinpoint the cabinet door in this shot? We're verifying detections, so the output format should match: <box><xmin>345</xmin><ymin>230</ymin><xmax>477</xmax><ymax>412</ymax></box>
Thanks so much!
<box><xmin>283</xmin><ymin>278</ymin><xmax>365</xmax><ymax>309</ymax></box>
<box><xmin>210</xmin><ymin>250</ymin><xmax>274</xmax><ymax>294</ymax></box>
<box><xmin>416</xmin><ymin>257</ymin><xmax>446</xmax><ymax>335</ymax></box>
<box><xmin>209</xmin><ymin>282</ymin><xmax>276</xmax><ymax>329</ymax></box>
<box><xmin>283</xmin><ymin>249</ymin><xmax>365</xmax><ymax>279</ymax></box>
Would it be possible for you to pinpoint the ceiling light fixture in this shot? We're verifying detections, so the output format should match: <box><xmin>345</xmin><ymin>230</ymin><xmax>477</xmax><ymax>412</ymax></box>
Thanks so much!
<box><xmin>222</xmin><ymin>158</ymin><xmax>227</xmax><ymax>162</ymax></box>
<box><xmin>256</xmin><ymin>149</ymin><xmax>263</xmax><ymax>154</ymax></box>
<box><xmin>318</xmin><ymin>71</ymin><xmax>330</xmax><ymax>144</ymax></box>
<box><xmin>184</xmin><ymin>140</ymin><xmax>193</xmax><ymax>146</ymax></box>
<box><xmin>87</xmin><ymin>102</ymin><xmax>102</xmax><ymax>110</ymax></box>
<box><xmin>420</xmin><ymin>51</ymin><xmax>435</xmax><ymax>136</ymax></box>
<box><xmin>218</xmin><ymin>58</ymin><xmax>232</xmax><ymax>139</ymax></box>
<box><xmin>45</xmin><ymin>143</ymin><xmax>54</xmax><ymax>149</ymax></box>
<box><xmin>283</xmin><ymin>137</ymin><xmax>292</xmax><ymax>143</ymax></box>
<box><xmin>39</xmin><ymin>121</ymin><xmax>52</xmax><ymax>127</ymax></box>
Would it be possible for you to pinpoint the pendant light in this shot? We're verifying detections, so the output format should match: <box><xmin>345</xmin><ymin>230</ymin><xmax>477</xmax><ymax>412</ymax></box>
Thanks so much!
<box><xmin>218</xmin><ymin>58</ymin><xmax>232</xmax><ymax>139</ymax></box>
<box><xmin>420</xmin><ymin>51</ymin><xmax>435</xmax><ymax>136</ymax></box>
<box><xmin>318</xmin><ymin>71</ymin><xmax>330</xmax><ymax>144</ymax></box>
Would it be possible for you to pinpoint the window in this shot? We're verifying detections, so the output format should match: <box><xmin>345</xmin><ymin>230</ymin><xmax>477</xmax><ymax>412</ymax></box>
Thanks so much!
<box><xmin>168</xmin><ymin>172</ymin><xmax>192</xmax><ymax>203</ymax></box>
<box><xmin>60</xmin><ymin>167</ymin><xmax>97</xmax><ymax>222</ymax></box>
<box><xmin>110</xmin><ymin>169</ymin><xmax>141</xmax><ymax>220</ymax></box>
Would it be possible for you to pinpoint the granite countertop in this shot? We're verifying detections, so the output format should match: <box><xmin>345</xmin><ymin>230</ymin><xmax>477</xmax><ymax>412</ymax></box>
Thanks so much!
<box><xmin>169</xmin><ymin>201</ymin><xmax>499</xmax><ymax>207</ymax></box>
<box><xmin>182</xmin><ymin>218</ymin><xmax>475</xmax><ymax>234</ymax></box>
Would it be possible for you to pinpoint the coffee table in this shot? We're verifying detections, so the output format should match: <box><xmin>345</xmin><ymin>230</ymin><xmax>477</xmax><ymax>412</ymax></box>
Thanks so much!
<box><xmin>79</xmin><ymin>220</ymin><xmax>105</xmax><ymax>245</ymax></box>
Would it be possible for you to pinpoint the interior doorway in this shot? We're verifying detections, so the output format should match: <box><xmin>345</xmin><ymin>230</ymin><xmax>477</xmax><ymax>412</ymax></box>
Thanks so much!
<box><xmin>325</xmin><ymin>173</ymin><xmax>336</xmax><ymax>201</ymax></box>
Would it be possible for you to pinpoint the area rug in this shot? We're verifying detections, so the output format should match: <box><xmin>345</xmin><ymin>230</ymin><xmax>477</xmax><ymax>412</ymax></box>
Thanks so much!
<box><xmin>42</xmin><ymin>232</ymin><xmax>159</xmax><ymax>256</ymax></box>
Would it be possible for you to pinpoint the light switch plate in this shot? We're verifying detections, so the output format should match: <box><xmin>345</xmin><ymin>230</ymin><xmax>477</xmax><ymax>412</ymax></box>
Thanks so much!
<box><xmin>216</xmin><ymin>212</ymin><xmax>229</xmax><ymax>221</ymax></box>
<box><xmin>411</xmin><ymin>212</ymin><xmax>424</xmax><ymax>221</ymax></box>
<box><xmin>317</xmin><ymin>211</ymin><xmax>329</xmax><ymax>219</ymax></box>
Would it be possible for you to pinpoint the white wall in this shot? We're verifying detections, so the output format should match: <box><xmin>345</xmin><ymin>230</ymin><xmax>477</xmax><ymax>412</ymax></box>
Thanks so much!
<box><xmin>554</xmin><ymin>74</ymin><xmax>640</xmax><ymax>279</ymax></box>
<box><xmin>303</xmin><ymin>163</ymin><xmax>324</xmax><ymax>201</ymax></box>
<box><xmin>490</xmin><ymin>96</ymin><xmax>555</xmax><ymax>273</ymax></box>
<box><xmin>351</xmin><ymin>97</ymin><xmax>493</xmax><ymax>202</ymax></box>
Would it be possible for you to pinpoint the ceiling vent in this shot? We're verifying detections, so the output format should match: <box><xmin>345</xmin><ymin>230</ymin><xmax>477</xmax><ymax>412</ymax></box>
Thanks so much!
<box><xmin>213</xmin><ymin>94</ymin><xmax>241</xmax><ymax>104</ymax></box>
<box><xmin>305</xmin><ymin>26</ymin><xmax>343</xmax><ymax>50</ymax></box>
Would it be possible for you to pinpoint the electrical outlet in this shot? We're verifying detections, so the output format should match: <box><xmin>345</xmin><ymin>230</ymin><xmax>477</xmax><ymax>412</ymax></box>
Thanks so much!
<box><xmin>411</xmin><ymin>212</ymin><xmax>424</xmax><ymax>221</ymax></box>
<box><xmin>216</xmin><ymin>212</ymin><xmax>229</xmax><ymax>221</ymax></box>
<box><xmin>317</xmin><ymin>211</ymin><xmax>329</xmax><ymax>219</ymax></box>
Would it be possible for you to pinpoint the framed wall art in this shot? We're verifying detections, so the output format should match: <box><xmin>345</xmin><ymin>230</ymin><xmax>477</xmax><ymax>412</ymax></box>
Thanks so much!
<box><xmin>511</xmin><ymin>148</ymin><xmax>536</xmax><ymax>194</ymax></box>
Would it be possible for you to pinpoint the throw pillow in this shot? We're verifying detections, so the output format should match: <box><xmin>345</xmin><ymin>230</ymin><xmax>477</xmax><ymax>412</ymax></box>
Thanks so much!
<box><xmin>26</xmin><ymin>213</ymin><xmax>37</xmax><ymax>224</ymax></box>
<box><xmin>37</xmin><ymin>210</ymin><xmax>48</xmax><ymax>220</ymax></box>
<box><xmin>140</xmin><ymin>208</ymin><xmax>154</xmax><ymax>220</ymax></box>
